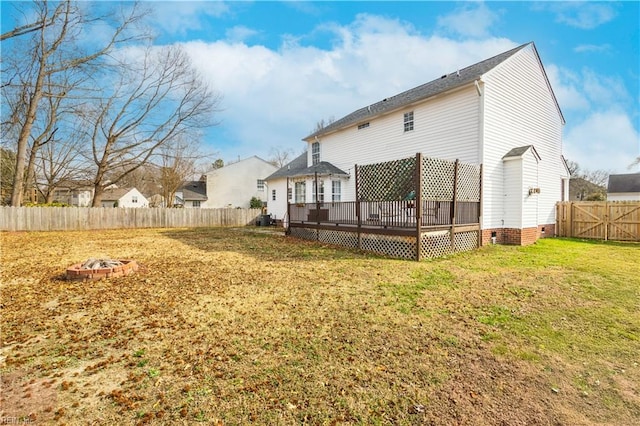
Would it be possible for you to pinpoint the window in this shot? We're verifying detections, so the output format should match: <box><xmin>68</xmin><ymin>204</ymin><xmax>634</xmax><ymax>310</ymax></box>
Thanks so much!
<box><xmin>287</xmin><ymin>187</ymin><xmax>292</xmax><ymax>201</ymax></box>
<box><xmin>358</xmin><ymin>122</ymin><xmax>370</xmax><ymax>130</ymax></box>
<box><xmin>132</xmin><ymin>196</ymin><xmax>138</xmax><ymax>203</ymax></box>
<box><xmin>312</xmin><ymin>142</ymin><xmax>320</xmax><ymax>165</ymax></box>
<box><xmin>312</xmin><ymin>181</ymin><xmax>324</xmax><ymax>203</ymax></box>
<box><xmin>403</xmin><ymin>111</ymin><xmax>414</xmax><ymax>132</ymax></box>
<box><xmin>257</xmin><ymin>179</ymin><xmax>265</xmax><ymax>191</ymax></box>
<box><xmin>294</xmin><ymin>182</ymin><xmax>306</xmax><ymax>203</ymax></box>
<box><xmin>193</xmin><ymin>200</ymin><xmax>201</xmax><ymax>208</ymax></box>
<box><xmin>332</xmin><ymin>180</ymin><xmax>341</xmax><ymax>202</ymax></box>
<box><xmin>272</xmin><ymin>189</ymin><xmax>276</xmax><ymax>201</ymax></box>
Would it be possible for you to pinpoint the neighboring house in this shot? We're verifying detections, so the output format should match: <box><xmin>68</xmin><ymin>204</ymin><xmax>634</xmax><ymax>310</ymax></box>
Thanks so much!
<box><xmin>178</xmin><ymin>179</ymin><xmax>208</xmax><ymax>208</ymax></box>
<box><xmin>569</xmin><ymin>177</ymin><xmax>606</xmax><ymax>201</ymax></box>
<box><xmin>607</xmin><ymin>173</ymin><xmax>640</xmax><ymax>201</ymax></box>
<box><xmin>204</xmin><ymin>156</ymin><xmax>278</xmax><ymax>209</ymax></box>
<box><xmin>270</xmin><ymin>42</ymin><xmax>569</xmax><ymax>245</ymax></box>
<box><xmin>100</xmin><ymin>187</ymin><xmax>149</xmax><ymax>208</ymax></box>
<box><xmin>52</xmin><ymin>182</ymin><xmax>93</xmax><ymax>206</ymax></box>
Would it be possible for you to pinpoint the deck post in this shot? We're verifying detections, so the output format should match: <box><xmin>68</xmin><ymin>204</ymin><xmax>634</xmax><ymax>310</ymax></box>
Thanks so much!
<box><xmin>478</xmin><ymin>164</ymin><xmax>483</xmax><ymax>247</ymax></box>
<box><xmin>315</xmin><ymin>171</ymin><xmax>320</xmax><ymax>241</ymax></box>
<box><xmin>286</xmin><ymin>176</ymin><xmax>291</xmax><ymax>235</ymax></box>
<box><xmin>415</xmin><ymin>153</ymin><xmax>422</xmax><ymax>261</ymax></box>
<box><xmin>450</xmin><ymin>159</ymin><xmax>459</xmax><ymax>251</ymax></box>
<box><xmin>355</xmin><ymin>164</ymin><xmax>362</xmax><ymax>250</ymax></box>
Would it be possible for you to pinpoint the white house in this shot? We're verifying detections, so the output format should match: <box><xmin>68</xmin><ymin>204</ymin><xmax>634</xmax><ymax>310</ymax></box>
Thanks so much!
<box><xmin>607</xmin><ymin>173</ymin><xmax>640</xmax><ymax>201</ymax></box>
<box><xmin>100</xmin><ymin>187</ymin><xmax>149</xmax><ymax>208</ymax></box>
<box><xmin>268</xmin><ymin>42</ymin><xmax>569</xmax><ymax>245</ymax></box>
<box><xmin>204</xmin><ymin>156</ymin><xmax>278</xmax><ymax>209</ymax></box>
<box><xmin>52</xmin><ymin>182</ymin><xmax>93</xmax><ymax>207</ymax></box>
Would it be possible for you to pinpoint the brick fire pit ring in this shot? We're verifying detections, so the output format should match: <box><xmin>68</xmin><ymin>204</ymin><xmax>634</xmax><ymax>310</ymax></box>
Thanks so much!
<box><xmin>66</xmin><ymin>259</ymin><xmax>138</xmax><ymax>282</ymax></box>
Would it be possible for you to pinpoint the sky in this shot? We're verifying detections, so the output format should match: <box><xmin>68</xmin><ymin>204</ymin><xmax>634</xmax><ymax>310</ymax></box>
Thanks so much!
<box><xmin>2</xmin><ymin>1</ymin><xmax>639</xmax><ymax>174</ymax></box>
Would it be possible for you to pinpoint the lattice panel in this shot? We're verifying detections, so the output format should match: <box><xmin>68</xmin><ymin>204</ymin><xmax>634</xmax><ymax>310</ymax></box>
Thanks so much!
<box><xmin>360</xmin><ymin>233</ymin><xmax>416</xmax><ymax>260</ymax></box>
<box><xmin>420</xmin><ymin>230</ymin><xmax>452</xmax><ymax>259</ymax></box>
<box><xmin>422</xmin><ymin>157</ymin><xmax>455</xmax><ymax>201</ymax></box>
<box><xmin>318</xmin><ymin>229</ymin><xmax>358</xmax><ymax>248</ymax></box>
<box><xmin>357</xmin><ymin>157</ymin><xmax>417</xmax><ymax>201</ymax></box>
<box><xmin>453</xmin><ymin>231</ymin><xmax>478</xmax><ymax>253</ymax></box>
<box><xmin>456</xmin><ymin>163</ymin><xmax>481</xmax><ymax>201</ymax></box>
<box><xmin>288</xmin><ymin>227</ymin><xmax>317</xmax><ymax>241</ymax></box>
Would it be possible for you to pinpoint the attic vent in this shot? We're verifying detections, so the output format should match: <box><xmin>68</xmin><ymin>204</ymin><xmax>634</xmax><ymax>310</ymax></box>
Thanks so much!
<box><xmin>358</xmin><ymin>122</ymin><xmax>370</xmax><ymax>130</ymax></box>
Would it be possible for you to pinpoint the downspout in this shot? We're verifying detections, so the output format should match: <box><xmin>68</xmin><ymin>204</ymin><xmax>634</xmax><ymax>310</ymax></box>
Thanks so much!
<box><xmin>476</xmin><ymin>78</ymin><xmax>485</xmax><ymax>235</ymax></box>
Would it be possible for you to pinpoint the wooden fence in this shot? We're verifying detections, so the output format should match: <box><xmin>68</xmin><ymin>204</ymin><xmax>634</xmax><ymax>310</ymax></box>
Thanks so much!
<box><xmin>0</xmin><ymin>207</ymin><xmax>262</xmax><ymax>232</ymax></box>
<box><xmin>556</xmin><ymin>201</ymin><xmax>640</xmax><ymax>241</ymax></box>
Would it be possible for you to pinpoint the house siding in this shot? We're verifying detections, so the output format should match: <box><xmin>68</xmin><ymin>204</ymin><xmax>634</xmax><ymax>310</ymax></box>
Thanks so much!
<box><xmin>313</xmin><ymin>85</ymin><xmax>481</xmax><ymax>201</ymax></box>
<box><xmin>608</xmin><ymin>192</ymin><xmax>640</xmax><ymax>201</ymax></box>
<box><xmin>522</xmin><ymin>151</ymin><xmax>540</xmax><ymax>229</ymax></box>
<box><xmin>482</xmin><ymin>45</ymin><xmax>564</xmax><ymax>230</ymax></box>
<box><xmin>206</xmin><ymin>157</ymin><xmax>278</xmax><ymax>208</ymax></box>
<box><xmin>266</xmin><ymin>178</ymin><xmax>289</xmax><ymax>221</ymax></box>
<box><xmin>503</xmin><ymin>158</ymin><xmax>523</xmax><ymax>228</ymax></box>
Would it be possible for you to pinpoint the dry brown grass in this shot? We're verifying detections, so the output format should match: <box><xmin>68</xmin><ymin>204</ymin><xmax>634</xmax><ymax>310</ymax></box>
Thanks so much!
<box><xmin>1</xmin><ymin>227</ymin><xmax>638</xmax><ymax>425</ymax></box>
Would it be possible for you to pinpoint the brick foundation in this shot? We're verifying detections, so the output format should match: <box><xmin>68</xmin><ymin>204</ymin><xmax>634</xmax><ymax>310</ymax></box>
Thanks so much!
<box><xmin>66</xmin><ymin>259</ymin><xmax>138</xmax><ymax>282</ymax></box>
<box><xmin>481</xmin><ymin>224</ymin><xmax>555</xmax><ymax>246</ymax></box>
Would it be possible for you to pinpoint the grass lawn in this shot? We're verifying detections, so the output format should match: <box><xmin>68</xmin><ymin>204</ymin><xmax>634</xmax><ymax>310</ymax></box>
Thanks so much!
<box><xmin>1</xmin><ymin>227</ymin><xmax>638</xmax><ymax>425</ymax></box>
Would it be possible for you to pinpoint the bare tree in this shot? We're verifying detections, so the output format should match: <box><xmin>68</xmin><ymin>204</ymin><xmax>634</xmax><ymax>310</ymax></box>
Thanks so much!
<box><xmin>83</xmin><ymin>45</ymin><xmax>220</xmax><ymax>206</ymax></box>
<box><xmin>156</xmin><ymin>138</ymin><xmax>201</xmax><ymax>208</ymax></box>
<box><xmin>2</xmin><ymin>0</ymin><xmax>145</xmax><ymax>206</ymax></box>
<box><xmin>312</xmin><ymin>116</ymin><xmax>335</xmax><ymax>134</ymax></box>
<box><xmin>0</xmin><ymin>148</ymin><xmax>16</xmax><ymax>204</ymax></box>
<box><xmin>565</xmin><ymin>159</ymin><xmax>580</xmax><ymax>177</ymax></box>
<box><xmin>268</xmin><ymin>147</ymin><xmax>294</xmax><ymax>168</ymax></box>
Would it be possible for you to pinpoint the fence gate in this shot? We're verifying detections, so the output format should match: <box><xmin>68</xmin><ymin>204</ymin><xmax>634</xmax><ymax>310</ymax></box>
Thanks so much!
<box><xmin>556</xmin><ymin>201</ymin><xmax>640</xmax><ymax>242</ymax></box>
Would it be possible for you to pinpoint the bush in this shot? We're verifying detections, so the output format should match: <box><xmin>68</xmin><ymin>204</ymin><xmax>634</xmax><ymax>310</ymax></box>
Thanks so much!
<box><xmin>249</xmin><ymin>197</ymin><xmax>263</xmax><ymax>209</ymax></box>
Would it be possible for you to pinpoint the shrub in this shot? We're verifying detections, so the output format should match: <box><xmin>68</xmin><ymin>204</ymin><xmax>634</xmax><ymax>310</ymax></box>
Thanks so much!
<box><xmin>249</xmin><ymin>197</ymin><xmax>263</xmax><ymax>209</ymax></box>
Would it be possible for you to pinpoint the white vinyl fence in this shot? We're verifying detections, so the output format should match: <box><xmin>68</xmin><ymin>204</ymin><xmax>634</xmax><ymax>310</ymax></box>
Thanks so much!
<box><xmin>0</xmin><ymin>207</ymin><xmax>262</xmax><ymax>232</ymax></box>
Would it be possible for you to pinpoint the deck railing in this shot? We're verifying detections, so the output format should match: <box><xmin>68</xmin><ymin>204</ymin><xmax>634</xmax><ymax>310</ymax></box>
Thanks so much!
<box><xmin>289</xmin><ymin>199</ymin><xmax>479</xmax><ymax>229</ymax></box>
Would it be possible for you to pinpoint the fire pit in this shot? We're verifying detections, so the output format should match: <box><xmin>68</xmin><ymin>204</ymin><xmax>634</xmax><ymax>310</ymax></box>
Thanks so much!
<box><xmin>66</xmin><ymin>258</ymin><xmax>138</xmax><ymax>282</ymax></box>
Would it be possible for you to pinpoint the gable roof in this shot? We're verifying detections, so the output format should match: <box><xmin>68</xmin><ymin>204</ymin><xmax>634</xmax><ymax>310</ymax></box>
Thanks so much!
<box><xmin>101</xmin><ymin>187</ymin><xmax>135</xmax><ymax>201</ymax></box>
<box><xmin>265</xmin><ymin>152</ymin><xmax>308</xmax><ymax>180</ymax></box>
<box><xmin>294</xmin><ymin>161</ymin><xmax>349</xmax><ymax>178</ymax></box>
<box><xmin>607</xmin><ymin>173</ymin><xmax>640</xmax><ymax>193</ymax></box>
<box><xmin>502</xmin><ymin>145</ymin><xmax>541</xmax><ymax>161</ymax></box>
<box><xmin>180</xmin><ymin>180</ymin><xmax>207</xmax><ymax>201</ymax></box>
<box><xmin>305</xmin><ymin>42</ymin><xmax>532</xmax><ymax>140</ymax></box>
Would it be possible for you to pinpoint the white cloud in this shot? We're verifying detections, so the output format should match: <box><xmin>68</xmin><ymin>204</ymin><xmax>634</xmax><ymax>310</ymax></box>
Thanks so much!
<box><xmin>546</xmin><ymin>64</ymin><xmax>590</xmax><ymax>111</ymax></box>
<box><xmin>147</xmin><ymin>1</ymin><xmax>229</xmax><ymax>36</ymax></box>
<box><xmin>174</xmin><ymin>13</ymin><xmax>637</xmax><ymax>175</ymax></box>
<box><xmin>535</xmin><ymin>2</ymin><xmax>617</xmax><ymax>29</ymax></box>
<box><xmin>547</xmin><ymin>64</ymin><xmax>638</xmax><ymax>173</ymax></box>
<box><xmin>225</xmin><ymin>26</ymin><xmax>259</xmax><ymax>43</ymax></box>
<box><xmin>180</xmin><ymin>15</ymin><xmax>517</xmax><ymax>161</ymax></box>
<box><xmin>574</xmin><ymin>43</ymin><xmax>611</xmax><ymax>53</ymax></box>
<box><xmin>436</xmin><ymin>3</ymin><xmax>500</xmax><ymax>38</ymax></box>
<box><xmin>564</xmin><ymin>111</ymin><xmax>639</xmax><ymax>173</ymax></box>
